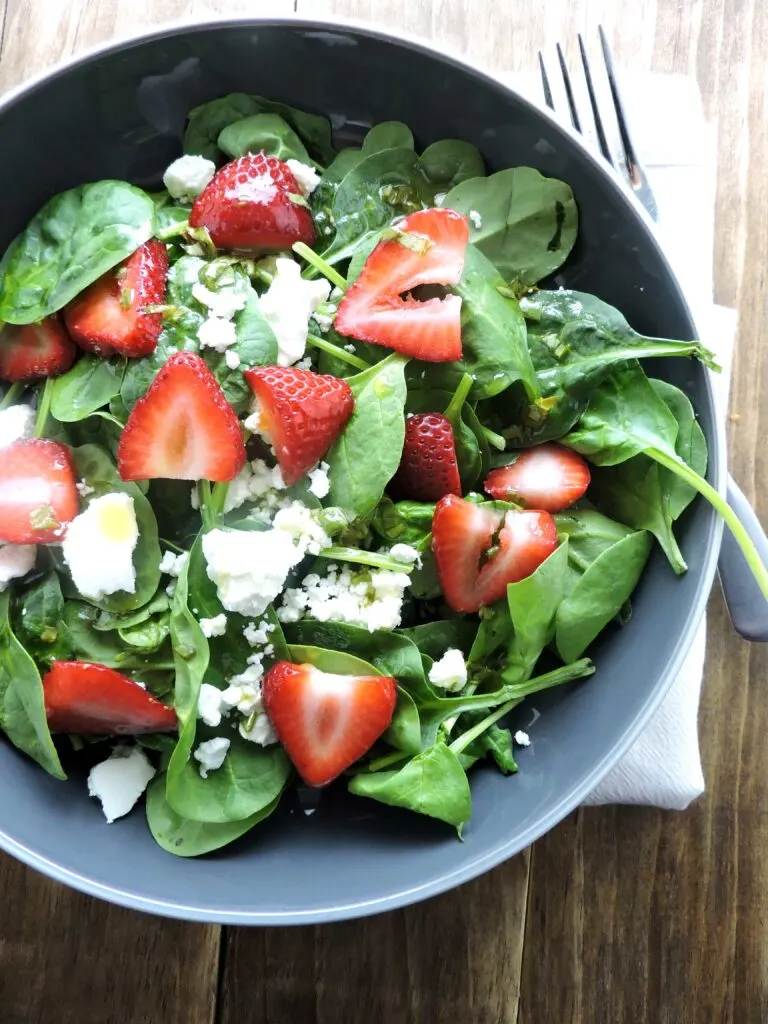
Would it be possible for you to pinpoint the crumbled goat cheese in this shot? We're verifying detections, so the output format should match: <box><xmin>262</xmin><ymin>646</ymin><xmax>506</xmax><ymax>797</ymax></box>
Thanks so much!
<box><xmin>434</xmin><ymin>192</ymin><xmax>447</xmax><ymax>207</ymax></box>
<box><xmin>343</xmin><ymin>342</ymin><xmax>356</xmax><ymax>353</ymax></box>
<box><xmin>272</xmin><ymin>501</ymin><xmax>331</xmax><ymax>555</ymax></box>
<box><xmin>389</xmin><ymin>543</ymin><xmax>421</xmax><ymax>565</ymax></box>
<box><xmin>194</xmin><ymin>737</ymin><xmax>231</xmax><ymax>778</ymax></box>
<box><xmin>468</xmin><ymin>209</ymin><xmax>483</xmax><ymax>230</ymax></box>
<box><xmin>223</xmin><ymin>458</ymin><xmax>286</xmax><ymax>513</ymax></box>
<box><xmin>296</xmin><ymin>356</ymin><xmax>314</xmax><ymax>370</ymax></box>
<box><xmin>308</xmin><ymin>462</ymin><xmax>331</xmax><ymax>499</ymax></box>
<box><xmin>87</xmin><ymin>746</ymin><xmax>155</xmax><ymax>823</ymax></box>
<box><xmin>192</xmin><ymin>281</ymin><xmax>247</xmax><ymax>320</ymax></box>
<box><xmin>159</xmin><ymin>549</ymin><xmax>188</xmax><ymax>577</ymax></box>
<box><xmin>428</xmin><ymin>649</ymin><xmax>468</xmax><ymax>692</ymax></box>
<box><xmin>225</xmin><ymin>349</ymin><xmax>241</xmax><ymax>370</ymax></box>
<box><xmin>76</xmin><ymin>480</ymin><xmax>95</xmax><ymax>498</ymax></box>
<box><xmin>203</xmin><ymin>527</ymin><xmax>303</xmax><ymax>618</ymax></box>
<box><xmin>0</xmin><ymin>403</ymin><xmax>34</xmax><ymax>449</ymax></box>
<box><xmin>197</xmin><ymin>316</ymin><xmax>237</xmax><ymax>352</ymax></box>
<box><xmin>0</xmin><ymin>542</ymin><xmax>36</xmax><ymax>592</ymax></box>
<box><xmin>199</xmin><ymin>613</ymin><xmax>227</xmax><ymax>638</ymax></box>
<box><xmin>197</xmin><ymin>682</ymin><xmax>225</xmax><ymax>727</ymax></box>
<box><xmin>239</xmin><ymin>712</ymin><xmax>277</xmax><ymax>746</ymax></box>
<box><xmin>286</xmin><ymin>159</ymin><xmax>321</xmax><ymax>196</ymax></box>
<box><xmin>279</xmin><ymin>564</ymin><xmax>410</xmax><ymax>632</ymax></box>
<box><xmin>62</xmin><ymin>493</ymin><xmax>139</xmax><ymax>602</ymax></box>
<box><xmin>258</xmin><ymin>257</ymin><xmax>331</xmax><ymax>366</ymax></box>
<box><xmin>243</xmin><ymin>619</ymin><xmax>275</xmax><ymax>647</ymax></box>
<box><xmin>514</xmin><ymin>730</ymin><xmax>531</xmax><ymax>747</ymax></box>
<box><xmin>162</xmin><ymin>154</ymin><xmax>216</xmax><ymax>202</ymax></box>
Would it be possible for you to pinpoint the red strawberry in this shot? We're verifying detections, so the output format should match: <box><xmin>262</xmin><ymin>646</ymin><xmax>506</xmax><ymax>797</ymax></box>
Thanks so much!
<box><xmin>117</xmin><ymin>351</ymin><xmax>245</xmax><ymax>482</ymax></box>
<box><xmin>335</xmin><ymin>207</ymin><xmax>468</xmax><ymax>361</ymax></box>
<box><xmin>244</xmin><ymin>366</ymin><xmax>354</xmax><ymax>486</ymax></box>
<box><xmin>262</xmin><ymin>661</ymin><xmax>397</xmax><ymax>787</ymax></box>
<box><xmin>0</xmin><ymin>439</ymin><xmax>78</xmax><ymax>544</ymax></box>
<box><xmin>43</xmin><ymin>661</ymin><xmax>177</xmax><ymax>735</ymax></box>
<box><xmin>189</xmin><ymin>153</ymin><xmax>316</xmax><ymax>254</ymax></box>
<box><xmin>390</xmin><ymin>412</ymin><xmax>461</xmax><ymax>501</ymax></box>
<box><xmin>484</xmin><ymin>443</ymin><xmax>591</xmax><ymax>513</ymax></box>
<box><xmin>432</xmin><ymin>494</ymin><xmax>558</xmax><ymax>613</ymax></box>
<box><xmin>64</xmin><ymin>239</ymin><xmax>168</xmax><ymax>358</ymax></box>
<box><xmin>0</xmin><ymin>316</ymin><xmax>77</xmax><ymax>382</ymax></box>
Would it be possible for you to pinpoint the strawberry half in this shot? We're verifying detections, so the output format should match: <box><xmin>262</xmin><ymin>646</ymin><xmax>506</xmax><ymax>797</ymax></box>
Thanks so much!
<box><xmin>0</xmin><ymin>439</ymin><xmax>78</xmax><ymax>544</ymax></box>
<box><xmin>432</xmin><ymin>494</ymin><xmax>558</xmax><ymax>613</ymax></box>
<box><xmin>189</xmin><ymin>153</ymin><xmax>316</xmax><ymax>254</ymax></box>
<box><xmin>484</xmin><ymin>443</ymin><xmax>591</xmax><ymax>513</ymax></box>
<box><xmin>262</xmin><ymin>662</ymin><xmax>397</xmax><ymax>787</ymax></box>
<box><xmin>43</xmin><ymin>661</ymin><xmax>177</xmax><ymax>735</ymax></box>
<box><xmin>244</xmin><ymin>366</ymin><xmax>354</xmax><ymax>486</ymax></box>
<box><xmin>0</xmin><ymin>316</ymin><xmax>77</xmax><ymax>382</ymax></box>
<box><xmin>118</xmin><ymin>351</ymin><xmax>245</xmax><ymax>482</ymax></box>
<box><xmin>64</xmin><ymin>239</ymin><xmax>168</xmax><ymax>358</ymax></box>
<box><xmin>334</xmin><ymin>207</ymin><xmax>468</xmax><ymax>362</ymax></box>
<box><xmin>390</xmin><ymin>412</ymin><xmax>461</xmax><ymax>501</ymax></box>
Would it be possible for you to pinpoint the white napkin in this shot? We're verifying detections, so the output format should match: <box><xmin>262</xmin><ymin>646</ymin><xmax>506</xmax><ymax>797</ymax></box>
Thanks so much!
<box><xmin>504</xmin><ymin>70</ymin><xmax>735</xmax><ymax>809</ymax></box>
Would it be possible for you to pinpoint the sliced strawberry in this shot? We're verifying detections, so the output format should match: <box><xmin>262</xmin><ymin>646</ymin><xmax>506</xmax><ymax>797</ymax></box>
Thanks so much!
<box><xmin>390</xmin><ymin>412</ymin><xmax>461</xmax><ymax>501</ymax></box>
<box><xmin>335</xmin><ymin>207</ymin><xmax>468</xmax><ymax>361</ymax></box>
<box><xmin>43</xmin><ymin>661</ymin><xmax>177</xmax><ymax>735</ymax></box>
<box><xmin>262</xmin><ymin>662</ymin><xmax>397</xmax><ymax>787</ymax></box>
<box><xmin>189</xmin><ymin>153</ymin><xmax>316</xmax><ymax>254</ymax></box>
<box><xmin>244</xmin><ymin>366</ymin><xmax>354</xmax><ymax>486</ymax></box>
<box><xmin>117</xmin><ymin>351</ymin><xmax>245</xmax><ymax>482</ymax></box>
<box><xmin>484</xmin><ymin>443</ymin><xmax>591</xmax><ymax>512</ymax></box>
<box><xmin>64</xmin><ymin>239</ymin><xmax>168</xmax><ymax>358</ymax></box>
<box><xmin>0</xmin><ymin>316</ymin><xmax>77</xmax><ymax>382</ymax></box>
<box><xmin>432</xmin><ymin>494</ymin><xmax>558</xmax><ymax>613</ymax></box>
<box><xmin>0</xmin><ymin>439</ymin><xmax>78</xmax><ymax>544</ymax></box>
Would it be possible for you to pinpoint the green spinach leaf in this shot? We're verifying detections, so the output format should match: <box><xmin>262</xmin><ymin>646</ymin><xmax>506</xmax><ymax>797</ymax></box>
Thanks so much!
<box><xmin>50</xmin><ymin>355</ymin><xmax>126</xmax><ymax>423</ymax></box>
<box><xmin>503</xmin><ymin>540</ymin><xmax>570</xmax><ymax>682</ymax></box>
<box><xmin>362</xmin><ymin>122</ymin><xmax>415</xmax><ymax>153</ymax></box>
<box><xmin>218</xmin><ymin>112</ymin><xmax>313</xmax><ymax>163</ymax></box>
<box><xmin>416</xmin><ymin>140</ymin><xmax>485</xmax><ymax>198</ymax></box>
<box><xmin>15</xmin><ymin>572</ymin><xmax>74</xmax><ymax>666</ymax></box>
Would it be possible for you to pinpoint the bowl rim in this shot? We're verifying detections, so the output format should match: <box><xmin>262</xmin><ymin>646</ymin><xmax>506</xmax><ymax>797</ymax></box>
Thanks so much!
<box><xmin>0</xmin><ymin>13</ymin><xmax>726</xmax><ymax>925</ymax></box>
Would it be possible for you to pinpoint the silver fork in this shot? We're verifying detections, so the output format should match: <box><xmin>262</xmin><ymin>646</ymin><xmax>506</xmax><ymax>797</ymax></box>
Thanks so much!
<box><xmin>539</xmin><ymin>31</ymin><xmax>768</xmax><ymax>642</ymax></box>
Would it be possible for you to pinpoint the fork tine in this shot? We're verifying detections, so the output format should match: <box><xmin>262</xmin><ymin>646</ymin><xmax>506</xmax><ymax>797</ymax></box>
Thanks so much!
<box><xmin>577</xmin><ymin>34</ymin><xmax>613</xmax><ymax>165</ymax></box>
<box><xmin>556</xmin><ymin>44</ymin><xmax>582</xmax><ymax>133</ymax></box>
<box><xmin>538</xmin><ymin>52</ymin><xmax>554</xmax><ymax>110</ymax></box>
<box><xmin>598</xmin><ymin>25</ymin><xmax>638</xmax><ymax>181</ymax></box>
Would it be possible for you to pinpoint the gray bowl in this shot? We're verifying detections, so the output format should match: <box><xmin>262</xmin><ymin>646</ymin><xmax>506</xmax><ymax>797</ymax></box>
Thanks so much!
<box><xmin>0</xmin><ymin>17</ymin><xmax>723</xmax><ymax>924</ymax></box>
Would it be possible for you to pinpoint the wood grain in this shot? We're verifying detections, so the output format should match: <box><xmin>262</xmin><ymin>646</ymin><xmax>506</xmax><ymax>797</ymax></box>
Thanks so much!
<box><xmin>0</xmin><ymin>0</ymin><xmax>765</xmax><ymax>1022</ymax></box>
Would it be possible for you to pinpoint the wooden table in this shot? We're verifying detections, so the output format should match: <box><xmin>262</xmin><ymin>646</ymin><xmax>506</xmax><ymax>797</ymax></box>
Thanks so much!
<box><xmin>0</xmin><ymin>1</ymin><xmax>765</xmax><ymax>1021</ymax></box>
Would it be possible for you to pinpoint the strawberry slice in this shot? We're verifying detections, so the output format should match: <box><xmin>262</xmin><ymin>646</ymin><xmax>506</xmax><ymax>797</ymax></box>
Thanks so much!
<box><xmin>432</xmin><ymin>494</ymin><xmax>558</xmax><ymax>613</ymax></box>
<box><xmin>64</xmin><ymin>239</ymin><xmax>168</xmax><ymax>358</ymax></box>
<box><xmin>117</xmin><ymin>351</ymin><xmax>245</xmax><ymax>482</ymax></box>
<box><xmin>390</xmin><ymin>412</ymin><xmax>461</xmax><ymax>501</ymax></box>
<box><xmin>334</xmin><ymin>207</ymin><xmax>469</xmax><ymax>361</ymax></box>
<box><xmin>0</xmin><ymin>316</ymin><xmax>77</xmax><ymax>382</ymax></box>
<box><xmin>484</xmin><ymin>443</ymin><xmax>591</xmax><ymax>512</ymax></box>
<box><xmin>244</xmin><ymin>366</ymin><xmax>354</xmax><ymax>486</ymax></box>
<box><xmin>189</xmin><ymin>153</ymin><xmax>316</xmax><ymax>253</ymax></box>
<box><xmin>262</xmin><ymin>661</ymin><xmax>397</xmax><ymax>787</ymax></box>
<box><xmin>0</xmin><ymin>439</ymin><xmax>78</xmax><ymax>544</ymax></box>
<box><xmin>43</xmin><ymin>661</ymin><xmax>177</xmax><ymax>735</ymax></box>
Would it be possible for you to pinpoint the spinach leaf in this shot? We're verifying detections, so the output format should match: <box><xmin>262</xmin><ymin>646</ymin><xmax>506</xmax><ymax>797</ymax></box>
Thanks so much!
<box><xmin>419</xmin><ymin>245</ymin><xmax>538</xmax><ymax>401</ymax></box>
<box><xmin>310</xmin><ymin>149</ymin><xmax>365</xmax><ymax>241</ymax></box>
<box><xmin>62</xmin><ymin>601</ymin><xmax>172</xmax><ymax>675</ymax></box>
<box><xmin>218</xmin><ymin>113</ymin><xmax>313</xmax><ymax>163</ymax></box>
<box><xmin>286</xmin><ymin>643</ymin><xmax>379</xmax><ymax>676</ymax></box>
<box><xmin>70</xmin><ymin>445</ymin><xmax>161</xmax><ymax>612</ymax></box>
<box><xmin>212</xmin><ymin>290</ymin><xmax>279</xmax><ymax>413</ymax></box>
<box><xmin>146</xmin><ymin>774</ymin><xmax>280</xmax><ymax>856</ymax></box>
<box><xmin>0</xmin><ymin>591</ymin><xmax>65</xmax><ymax>779</ymax></box>
<box><xmin>555</xmin><ymin>530</ymin><xmax>652</xmax><ymax>661</ymax></box>
<box><xmin>416</xmin><ymin>140</ymin><xmax>485</xmax><ymax>198</ymax></box>
<box><xmin>443</xmin><ymin>167</ymin><xmax>577</xmax><ymax>284</ymax></box>
<box><xmin>349</xmin><ymin>739</ymin><xmax>471</xmax><ymax>828</ymax></box>
<box><xmin>118</xmin><ymin>614</ymin><xmax>170</xmax><ymax>652</ymax></box>
<box><xmin>92</xmin><ymin>590</ymin><xmax>169</xmax><ymax>633</ymax></box>
<box><xmin>650</xmin><ymin>379</ymin><xmax>708</xmax><ymax>519</ymax></box>
<box><xmin>468</xmin><ymin>602</ymin><xmax>513</xmax><ymax>664</ymax></box>
<box><xmin>399</xmin><ymin>619</ymin><xmax>477</xmax><ymax>660</ymax></box>
<box><xmin>372</xmin><ymin>497</ymin><xmax>434</xmax><ymax>548</ymax></box>
<box><xmin>184</xmin><ymin>93</ymin><xmax>335</xmax><ymax>164</ymax></box>
<box><xmin>50</xmin><ymin>355</ymin><xmax>126</xmax><ymax>423</ymax></box>
<box><xmin>457</xmin><ymin>713</ymin><xmax>517</xmax><ymax>774</ymax></box>
<box><xmin>362</xmin><ymin>122</ymin><xmax>415</xmax><ymax>153</ymax></box>
<box><xmin>503</xmin><ymin>540</ymin><xmax>570</xmax><ymax>683</ymax></box>
<box><xmin>15</xmin><ymin>572</ymin><xmax>74</xmax><ymax>666</ymax></box>
<box><xmin>0</xmin><ymin>182</ymin><xmax>155</xmax><ymax>323</ymax></box>
<box><xmin>154</xmin><ymin>201</ymin><xmax>191</xmax><ymax>241</ymax></box>
<box><xmin>386</xmin><ymin>689</ymin><xmax>422</xmax><ymax>754</ymax></box>
<box><xmin>326</xmin><ymin>354</ymin><xmax>408</xmax><ymax>518</ymax></box>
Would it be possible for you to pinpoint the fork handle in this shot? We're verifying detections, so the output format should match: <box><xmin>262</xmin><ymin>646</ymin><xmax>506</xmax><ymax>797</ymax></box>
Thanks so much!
<box><xmin>718</xmin><ymin>474</ymin><xmax>768</xmax><ymax>641</ymax></box>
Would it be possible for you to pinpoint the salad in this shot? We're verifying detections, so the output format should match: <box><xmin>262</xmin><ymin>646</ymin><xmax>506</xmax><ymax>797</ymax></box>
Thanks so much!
<box><xmin>0</xmin><ymin>93</ymin><xmax>763</xmax><ymax>858</ymax></box>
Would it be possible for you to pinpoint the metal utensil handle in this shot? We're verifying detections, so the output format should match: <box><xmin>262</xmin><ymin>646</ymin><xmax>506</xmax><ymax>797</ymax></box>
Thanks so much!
<box><xmin>718</xmin><ymin>474</ymin><xmax>768</xmax><ymax>641</ymax></box>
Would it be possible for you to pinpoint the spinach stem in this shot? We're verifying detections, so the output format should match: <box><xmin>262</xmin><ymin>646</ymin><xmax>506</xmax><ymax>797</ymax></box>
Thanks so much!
<box><xmin>648</xmin><ymin>447</ymin><xmax>768</xmax><ymax>599</ymax></box>
<box><xmin>316</xmin><ymin>546</ymin><xmax>415</xmax><ymax>573</ymax></box>
<box><xmin>443</xmin><ymin>372</ymin><xmax>474</xmax><ymax>424</ymax></box>
<box><xmin>156</xmin><ymin>219</ymin><xmax>189</xmax><ymax>241</ymax></box>
<box><xmin>89</xmin><ymin>410</ymin><xmax>125</xmax><ymax>430</ymax></box>
<box><xmin>306</xmin><ymin>333</ymin><xmax>370</xmax><ymax>371</ymax></box>
<box><xmin>367</xmin><ymin>750</ymin><xmax>411</xmax><ymax>772</ymax></box>
<box><xmin>0</xmin><ymin>382</ymin><xmax>23</xmax><ymax>411</ymax></box>
<box><xmin>210</xmin><ymin>481</ymin><xmax>230</xmax><ymax>519</ymax></box>
<box><xmin>292</xmin><ymin>242</ymin><xmax>347</xmax><ymax>290</ymax></box>
<box><xmin>160</xmin><ymin>538</ymin><xmax>185</xmax><ymax>554</ymax></box>
<box><xmin>197</xmin><ymin>481</ymin><xmax>216</xmax><ymax>531</ymax></box>
<box><xmin>34</xmin><ymin>378</ymin><xmax>54</xmax><ymax>438</ymax></box>
<box><xmin>479</xmin><ymin>425</ymin><xmax>507</xmax><ymax>451</ymax></box>
<box><xmin>449</xmin><ymin>697</ymin><xmax>522</xmax><ymax>756</ymax></box>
